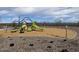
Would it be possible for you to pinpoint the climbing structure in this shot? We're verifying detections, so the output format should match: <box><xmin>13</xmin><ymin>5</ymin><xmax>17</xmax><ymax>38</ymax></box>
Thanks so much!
<box><xmin>11</xmin><ymin>17</ymin><xmax>43</xmax><ymax>33</ymax></box>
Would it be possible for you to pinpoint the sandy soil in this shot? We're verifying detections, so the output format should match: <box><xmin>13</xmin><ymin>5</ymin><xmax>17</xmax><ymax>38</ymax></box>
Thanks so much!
<box><xmin>0</xmin><ymin>27</ymin><xmax>78</xmax><ymax>52</ymax></box>
<box><xmin>0</xmin><ymin>27</ymin><xmax>77</xmax><ymax>39</ymax></box>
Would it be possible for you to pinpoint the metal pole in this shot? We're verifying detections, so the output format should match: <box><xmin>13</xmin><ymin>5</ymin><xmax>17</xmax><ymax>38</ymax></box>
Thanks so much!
<box><xmin>65</xmin><ymin>25</ymin><xmax>68</xmax><ymax>39</ymax></box>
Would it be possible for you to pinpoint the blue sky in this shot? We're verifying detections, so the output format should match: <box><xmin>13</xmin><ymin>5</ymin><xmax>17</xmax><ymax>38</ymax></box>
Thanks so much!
<box><xmin>0</xmin><ymin>7</ymin><xmax>79</xmax><ymax>23</ymax></box>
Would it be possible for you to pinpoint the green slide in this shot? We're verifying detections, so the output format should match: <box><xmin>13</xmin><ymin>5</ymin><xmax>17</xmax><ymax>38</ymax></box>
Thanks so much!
<box><xmin>27</xmin><ymin>21</ymin><xmax>43</xmax><ymax>32</ymax></box>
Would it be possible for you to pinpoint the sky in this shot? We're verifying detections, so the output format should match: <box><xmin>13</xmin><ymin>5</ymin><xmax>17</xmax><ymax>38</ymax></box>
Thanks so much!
<box><xmin>0</xmin><ymin>7</ymin><xmax>79</xmax><ymax>23</ymax></box>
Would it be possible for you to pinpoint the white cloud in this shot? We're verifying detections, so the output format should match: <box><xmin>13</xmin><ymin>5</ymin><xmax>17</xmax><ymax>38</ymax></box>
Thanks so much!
<box><xmin>6</xmin><ymin>13</ymin><xmax>16</xmax><ymax>16</ymax></box>
<box><xmin>13</xmin><ymin>7</ymin><xmax>51</xmax><ymax>16</ymax></box>
<box><xmin>14</xmin><ymin>7</ymin><xmax>36</xmax><ymax>14</ymax></box>
<box><xmin>44</xmin><ymin>8</ymin><xmax>79</xmax><ymax>17</ymax></box>
<box><xmin>65</xmin><ymin>17</ymin><xmax>79</xmax><ymax>23</ymax></box>
<box><xmin>0</xmin><ymin>10</ymin><xmax>9</xmax><ymax>15</ymax></box>
<box><xmin>54</xmin><ymin>15</ymin><xmax>70</xmax><ymax>18</ymax></box>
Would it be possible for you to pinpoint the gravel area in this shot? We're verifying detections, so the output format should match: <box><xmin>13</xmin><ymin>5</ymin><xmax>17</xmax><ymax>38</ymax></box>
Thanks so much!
<box><xmin>0</xmin><ymin>36</ymin><xmax>79</xmax><ymax>52</ymax></box>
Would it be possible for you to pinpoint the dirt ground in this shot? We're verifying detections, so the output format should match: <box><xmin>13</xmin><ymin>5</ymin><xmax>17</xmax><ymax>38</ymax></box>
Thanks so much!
<box><xmin>0</xmin><ymin>27</ymin><xmax>79</xmax><ymax>52</ymax></box>
<box><xmin>0</xmin><ymin>27</ymin><xmax>77</xmax><ymax>39</ymax></box>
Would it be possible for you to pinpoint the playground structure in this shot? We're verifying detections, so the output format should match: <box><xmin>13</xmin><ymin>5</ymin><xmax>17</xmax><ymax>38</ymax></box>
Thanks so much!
<box><xmin>11</xmin><ymin>17</ymin><xmax>43</xmax><ymax>33</ymax></box>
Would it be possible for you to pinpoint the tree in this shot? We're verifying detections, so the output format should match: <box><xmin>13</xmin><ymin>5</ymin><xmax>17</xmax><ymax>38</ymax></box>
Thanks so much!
<box><xmin>55</xmin><ymin>18</ymin><xmax>64</xmax><ymax>24</ymax></box>
<box><xmin>55</xmin><ymin>19</ymin><xmax>62</xmax><ymax>23</ymax></box>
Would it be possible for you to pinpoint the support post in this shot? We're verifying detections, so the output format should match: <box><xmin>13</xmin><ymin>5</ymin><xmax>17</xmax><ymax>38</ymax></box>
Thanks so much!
<box><xmin>65</xmin><ymin>25</ymin><xmax>68</xmax><ymax>39</ymax></box>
